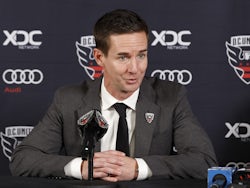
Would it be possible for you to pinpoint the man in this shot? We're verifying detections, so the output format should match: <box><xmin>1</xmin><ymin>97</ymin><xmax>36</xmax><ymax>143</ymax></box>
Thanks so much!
<box><xmin>10</xmin><ymin>9</ymin><xmax>217</xmax><ymax>182</ymax></box>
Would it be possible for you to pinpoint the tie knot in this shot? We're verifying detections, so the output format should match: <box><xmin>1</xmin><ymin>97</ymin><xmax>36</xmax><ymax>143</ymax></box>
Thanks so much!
<box><xmin>113</xmin><ymin>103</ymin><xmax>127</xmax><ymax>118</ymax></box>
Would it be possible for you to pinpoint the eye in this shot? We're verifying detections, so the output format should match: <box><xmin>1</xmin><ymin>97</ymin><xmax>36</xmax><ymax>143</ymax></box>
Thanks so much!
<box><xmin>118</xmin><ymin>55</ymin><xmax>129</xmax><ymax>63</ymax></box>
<box><xmin>137</xmin><ymin>53</ymin><xmax>146</xmax><ymax>60</ymax></box>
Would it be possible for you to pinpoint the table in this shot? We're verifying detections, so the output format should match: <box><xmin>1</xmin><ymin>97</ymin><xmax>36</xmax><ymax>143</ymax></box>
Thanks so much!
<box><xmin>0</xmin><ymin>176</ymin><xmax>207</xmax><ymax>188</ymax></box>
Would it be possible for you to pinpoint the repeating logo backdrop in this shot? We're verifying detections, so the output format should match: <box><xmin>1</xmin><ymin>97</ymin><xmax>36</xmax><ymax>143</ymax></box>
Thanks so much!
<box><xmin>0</xmin><ymin>0</ymin><xmax>249</xmax><ymax>175</ymax></box>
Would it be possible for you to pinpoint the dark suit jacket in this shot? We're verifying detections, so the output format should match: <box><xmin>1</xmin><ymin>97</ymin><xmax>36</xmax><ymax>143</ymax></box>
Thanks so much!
<box><xmin>10</xmin><ymin>77</ymin><xmax>217</xmax><ymax>179</ymax></box>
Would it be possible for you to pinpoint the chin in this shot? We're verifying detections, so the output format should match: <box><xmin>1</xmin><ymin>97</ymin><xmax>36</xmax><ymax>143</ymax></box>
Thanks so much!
<box><xmin>124</xmin><ymin>85</ymin><xmax>139</xmax><ymax>93</ymax></box>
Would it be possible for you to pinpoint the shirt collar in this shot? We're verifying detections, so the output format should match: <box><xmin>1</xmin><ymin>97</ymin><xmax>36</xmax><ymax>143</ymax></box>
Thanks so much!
<box><xmin>101</xmin><ymin>78</ymin><xmax>139</xmax><ymax>111</ymax></box>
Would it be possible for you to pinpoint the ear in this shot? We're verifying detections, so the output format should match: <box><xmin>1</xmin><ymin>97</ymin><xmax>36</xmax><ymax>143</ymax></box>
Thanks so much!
<box><xmin>93</xmin><ymin>48</ymin><xmax>105</xmax><ymax>67</ymax></box>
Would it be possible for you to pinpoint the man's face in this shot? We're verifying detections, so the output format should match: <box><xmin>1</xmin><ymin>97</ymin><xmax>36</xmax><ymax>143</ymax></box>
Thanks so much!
<box><xmin>94</xmin><ymin>32</ymin><xmax>148</xmax><ymax>100</ymax></box>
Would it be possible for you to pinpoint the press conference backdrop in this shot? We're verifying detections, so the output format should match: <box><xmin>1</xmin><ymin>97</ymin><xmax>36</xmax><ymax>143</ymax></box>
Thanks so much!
<box><xmin>0</xmin><ymin>0</ymin><xmax>249</xmax><ymax>176</ymax></box>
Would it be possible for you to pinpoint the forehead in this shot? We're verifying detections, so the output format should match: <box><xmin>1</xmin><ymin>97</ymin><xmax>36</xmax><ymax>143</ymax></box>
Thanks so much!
<box><xmin>108</xmin><ymin>32</ymin><xmax>148</xmax><ymax>54</ymax></box>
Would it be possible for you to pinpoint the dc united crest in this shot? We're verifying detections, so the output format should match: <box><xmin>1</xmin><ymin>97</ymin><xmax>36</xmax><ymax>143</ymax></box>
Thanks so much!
<box><xmin>225</xmin><ymin>35</ymin><xmax>250</xmax><ymax>85</ymax></box>
<box><xmin>76</xmin><ymin>35</ymin><xmax>103</xmax><ymax>80</ymax></box>
<box><xmin>145</xmin><ymin>113</ymin><xmax>154</xmax><ymax>124</ymax></box>
<box><xmin>0</xmin><ymin>126</ymin><xmax>33</xmax><ymax>161</ymax></box>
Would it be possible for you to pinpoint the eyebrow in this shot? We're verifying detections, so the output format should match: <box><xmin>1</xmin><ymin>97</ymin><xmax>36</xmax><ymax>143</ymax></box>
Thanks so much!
<box><xmin>117</xmin><ymin>49</ymin><xmax>148</xmax><ymax>56</ymax></box>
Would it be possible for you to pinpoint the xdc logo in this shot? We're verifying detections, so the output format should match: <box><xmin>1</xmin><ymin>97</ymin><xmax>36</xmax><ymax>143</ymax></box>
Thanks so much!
<box><xmin>3</xmin><ymin>30</ymin><xmax>42</xmax><ymax>49</ymax></box>
<box><xmin>225</xmin><ymin>122</ymin><xmax>250</xmax><ymax>141</ymax></box>
<box><xmin>151</xmin><ymin>30</ymin><xmax>191</xmax><ymax>50</ymax></box>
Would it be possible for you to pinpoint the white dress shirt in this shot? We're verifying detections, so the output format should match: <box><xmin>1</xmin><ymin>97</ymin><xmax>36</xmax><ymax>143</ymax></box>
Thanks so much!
<box><xmin>64</xmin><ymin>79</ymin><xmax>152</xmax><ymax>180</ymax></box>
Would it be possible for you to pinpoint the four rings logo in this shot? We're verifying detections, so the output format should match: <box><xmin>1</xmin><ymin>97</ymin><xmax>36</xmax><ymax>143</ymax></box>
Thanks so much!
<box><xmin>226</xmin><ymin>162</ymin><xmax>250</xmax><ymax>169</ymax></box>
<box><xmin>3</xmin><ymin>30</ymin><xmax>42</xmax><ymax>50</ymax></box>
<box><xmin>2</xmin><ymin>69</ymin><xmax>44</xmax><ymax>85</ymax></box>
<box><xmin>151</xmin><ymin>69</ymin><xmax>192</xmax><ymax>85</ymax></box>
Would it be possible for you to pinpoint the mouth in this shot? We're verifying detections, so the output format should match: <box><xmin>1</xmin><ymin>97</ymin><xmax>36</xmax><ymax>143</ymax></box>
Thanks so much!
<box><xmin>126</xmin><ymin>78</ymin><xmax>138</xmax><ymax>84</ymax></box>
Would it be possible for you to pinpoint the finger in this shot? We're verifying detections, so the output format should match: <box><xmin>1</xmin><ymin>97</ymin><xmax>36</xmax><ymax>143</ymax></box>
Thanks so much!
<box><xmin>93</xmin><ymin>156</ymin><xmax>125</xmax><ymax>167</ymax></box>
<box><xmin>101</xmin><ymin>176</ymin><xmax>119</xmax><ymax>182</ymax></box>
<box><xmin>94</xmin><ymin>166</ymin><xmax>122</xmax><ymax>176</ymax></box>
<box><xmin>94</xmin><ymin>150</ymin><xmax>125</xmax><ymax>158</ymax></box>
<box><xmin>93</xmin><ymin>167</ymin><xmax>121</xmax><ymax>180</ymax></box>
<box><xmin>93</xmin><ymin>171</ymin><xmax>108</xmax><ymax>178</ymax></box>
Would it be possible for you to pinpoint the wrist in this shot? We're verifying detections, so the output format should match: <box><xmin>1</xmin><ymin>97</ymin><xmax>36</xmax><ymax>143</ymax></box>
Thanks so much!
<box><xmin>133</xmin><ymin>159</ymin><xmax>139</xmax><ymax>180</ymax></box>
<box><xmin>81</xmin><ymin>160</ymin><xmax>87</xmax><ymax>180</ymax></box>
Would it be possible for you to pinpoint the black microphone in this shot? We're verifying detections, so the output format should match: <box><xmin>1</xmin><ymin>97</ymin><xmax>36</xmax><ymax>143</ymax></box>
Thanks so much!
<box><xmin>211</xmin><ymin>174</ymin><xmax>227</xmax><ymax>188</ymax></box>
<box><xmin>77</xmin><ymin>109</ymin><xmax>108</xmax><ymax>180</ymax></box>
<box><xmin>78</xmin><ymin>110</ymin><xmax>108</xmax><ymax>144</ymax></box>
<box><xmin>208</xmin><ymin>167</ymin><xmax>236</xmax><ymax>188</ymax></box>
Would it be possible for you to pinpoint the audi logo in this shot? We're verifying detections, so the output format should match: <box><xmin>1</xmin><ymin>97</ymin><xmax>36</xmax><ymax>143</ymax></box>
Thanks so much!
<box><xmin>151</xmin><ymin>69</ymin><xmax>192</xmax><ymax>85</ymax></box>
<box><xmin>226</xmin><ymin>162</ymin><xmax>250</xmax><ymax>169</ymax></box>
<box><xmin>2</xmin><ymin>69</ymin><xmax>43</xmax><ymax>84</ymax></box>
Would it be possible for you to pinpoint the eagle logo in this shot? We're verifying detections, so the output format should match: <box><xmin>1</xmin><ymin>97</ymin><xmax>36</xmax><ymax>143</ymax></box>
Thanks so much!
<box><xmin>75</xmin><ymin>35</ymin><xmax>103</xmax><ymax>80</ymax></box>
<box><xmin>225</xmin><ymin>35</ymin><xmax>250</xmax><ymax>85</ymax></box>
<box><xmin>0</xmin><ymin>132</ymin><xmax>17</xmax><ymax>161</ymax></box>
<box><xmin>0</xmin><ymin>126</ymin><xmax>33</xmax><ymax>161</ymax></box>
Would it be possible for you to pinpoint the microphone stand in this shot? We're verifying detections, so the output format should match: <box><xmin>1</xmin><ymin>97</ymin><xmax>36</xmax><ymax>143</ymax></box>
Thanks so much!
<box><xmin>88</xmin><ymin>143</ymin><xmax>94</xmax><ymax>181</ymax></box>
<box><xmin>78</xmin><ymin>110</ymin><xmax>108</xmax><ymax>182</ymax></box>
<box><xmin>80</xmin><ymin>123</ymin><xmax>97</xmax><ymax>181</ymax></box>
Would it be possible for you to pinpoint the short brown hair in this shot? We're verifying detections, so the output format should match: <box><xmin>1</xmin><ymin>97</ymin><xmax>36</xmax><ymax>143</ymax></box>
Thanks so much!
<box><xmin>93</xmin><ymin>9</ymin><xmax>149</xmax><ymax>55</ymax></box>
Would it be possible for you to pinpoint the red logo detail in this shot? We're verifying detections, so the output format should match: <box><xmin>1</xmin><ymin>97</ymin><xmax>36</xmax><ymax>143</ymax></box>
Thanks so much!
<box><xmin>239</xmin><ymin>66</ymin><xmax>250</xmax><ymax>79</ymax></box>
<box><xmin>90</xmin><ymin>66</ymin><xmax>103</xmax><ymax>79</ymax></box>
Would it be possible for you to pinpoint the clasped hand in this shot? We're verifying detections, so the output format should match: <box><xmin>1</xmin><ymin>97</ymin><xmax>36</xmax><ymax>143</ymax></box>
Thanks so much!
<box><xmin>81</xmin><ymin>150</ymin><xmax>138</xmax><ymax>182</ymax></box>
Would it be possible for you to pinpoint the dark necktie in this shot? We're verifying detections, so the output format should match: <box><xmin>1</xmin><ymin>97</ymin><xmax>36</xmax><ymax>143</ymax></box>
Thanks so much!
<box><xmin>113</xmin><ymin>103</ymin><xmax>130</xmax><ymax>156</ymax></box>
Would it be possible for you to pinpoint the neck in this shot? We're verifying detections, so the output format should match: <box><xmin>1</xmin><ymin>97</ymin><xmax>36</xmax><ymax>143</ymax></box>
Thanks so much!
<box><xmin>108</xmin><ymin>89</ymin><xmax>133</xmax><ymax>101</ymax></box>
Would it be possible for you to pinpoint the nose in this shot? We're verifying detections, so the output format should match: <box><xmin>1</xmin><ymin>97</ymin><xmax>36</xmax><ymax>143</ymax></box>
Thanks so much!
<box><xmin>127</xmin><ymin>57</ymin><xmax>138</xmax><ymax>73</ymax></box>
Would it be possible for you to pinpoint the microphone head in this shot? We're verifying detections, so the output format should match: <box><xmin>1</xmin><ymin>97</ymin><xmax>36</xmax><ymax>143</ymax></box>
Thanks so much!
<box><xmin>95</xmin><ymin>110</ymin><xmax>108</xmax><ymax>139</ymax></box>
<box><xmin>211</xmin><ymin>174</ymin><xmax>227</xmax><ymax>188</ymax></box>
<box><xmin>77</xmin><ymin>109</ymin><xmax>108</xmax><ymax>141</ymax></box>
<box><xmin>77</xmin><ymin>110</ymin><xmax>95</xmax><ymax>126</ymax></box>
<box><xmin>208</xmin><ymin>167</ymin><xmax>236</xmax><ymax>188</ymax></box>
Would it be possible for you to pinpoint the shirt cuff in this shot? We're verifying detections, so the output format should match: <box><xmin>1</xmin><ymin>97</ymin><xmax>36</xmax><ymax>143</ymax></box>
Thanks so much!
<box><xmin>135</xmin><ymin>158</ymin><xmax>152</xmax><ymax>180</ymax></box>
<box><xmin>64</xmin><ymin>157</ymin><xmax>83</xmax><ymax>179</ymax></box>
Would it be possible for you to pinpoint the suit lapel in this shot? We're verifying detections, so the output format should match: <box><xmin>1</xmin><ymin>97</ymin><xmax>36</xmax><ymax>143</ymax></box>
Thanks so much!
<box><xmin>134</xmin><ymin>80</ymin><xmax>160</xmax><ymax>157</ymax></box>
